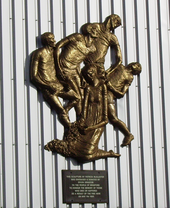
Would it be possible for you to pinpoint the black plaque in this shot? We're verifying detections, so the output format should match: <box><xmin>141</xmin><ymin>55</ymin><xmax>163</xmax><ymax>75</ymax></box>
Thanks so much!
<box><xmin>62</xmin><ymin>170</ymin><xmax>109</xmax><ymax>203</ymax></box>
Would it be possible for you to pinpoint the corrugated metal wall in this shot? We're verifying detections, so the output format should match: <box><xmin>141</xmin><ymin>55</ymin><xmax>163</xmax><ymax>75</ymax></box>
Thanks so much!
<box><xmin>1</xmin><ymin>0</ymin><xmax>170</xmax><ymax>207</ymax></box>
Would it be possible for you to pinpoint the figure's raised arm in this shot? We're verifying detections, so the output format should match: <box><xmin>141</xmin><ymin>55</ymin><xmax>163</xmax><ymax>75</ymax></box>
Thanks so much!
<box><xmin>106</xmin><ymin>35</ymin><xmax>122</xmax><ymax>76</ymax></box>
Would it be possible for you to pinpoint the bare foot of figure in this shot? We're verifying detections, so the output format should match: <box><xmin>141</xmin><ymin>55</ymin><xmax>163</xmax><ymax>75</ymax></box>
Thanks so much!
<box><xmin>109</xmin><ymin>150</ymin><xmax>121</xmax><ymax>158</ymax></box>
<box><xmin>121</xmin><ymin>134</ymin><xmax>134</xmax><ymax>147</ymax></box>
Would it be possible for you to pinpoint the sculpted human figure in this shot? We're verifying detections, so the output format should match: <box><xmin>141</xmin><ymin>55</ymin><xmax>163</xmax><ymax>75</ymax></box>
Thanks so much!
<box><xmin>82</xmin><ymin>14</ymin><xmax>122</xmax><ymax>73</ymax></box>
<box><xmin>54</xmin><ymin>24</ymin><xmax>100</xmax><ymax>117</ymax></box>
<box><xmin>81</xmin><ymin>15</ymin><xmax>137</xmax><ymax>146</ymax></box>
<box><xmin>30</xmin><ymin>32</ymin><xmax>78</xmax><ymax>128</ymax></box>
<box><xmin>44</xmin><ymin>64</ymin><xmax>120</xmax><ymax>161</ymax></box>
<box><xmin>106</xmin><ymin>62</ymin><xmax>142</xmax><ymax>146</ymax></box>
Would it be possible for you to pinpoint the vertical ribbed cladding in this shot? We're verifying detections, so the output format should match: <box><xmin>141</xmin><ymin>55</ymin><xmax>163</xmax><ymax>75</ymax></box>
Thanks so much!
<box><xmin>121</xmin><ymin>1</ymin><xmax>134</xmax><ymax>207</ymax></box>
<box><xmin>0</xmin><ymin>0</ymin><xmax>6</xmax><ymax>206</ymax></box>
<box><xmin>24</xmin><ymin>0</ymin><xmax>33</xmax><ymax>207</ymax></box>
<box><xmin>156</xmin><ymin>0</ymin><xmax>170</xmax><ymax>207</ymax></box>
<box><xmin>86</xmin><ymin>0</ymin><xmax>90</xmax><ymax>23</ymax></box>
<box><xmin>11</xmin><ymin>0</ymin><xmax>19</xmax><ymax>206</ymax></box>
<box><xmin>50</xmin><ymin>0</ymin><xmax>54</xmax><ymax>34</ymax></box>
<box><xmin>10</xmin><ymin>0</ymin><xmax>30</xmax><ymax>207</ymax></box>
<box><xmin>133</xmin><ymin>0</ymin><xmax>146</xmax><ymax>207</ymax></box>
<box><xmin>24</xmin><ymin>0</ymin><xmax>42</xmax><ymax>206</ymax></box>
<box><xmin>36</xmin><ymin>1</ymin><xmax>47</xmax><ymax>207</ymax></box>
<box><xmin>145</xmin><ymin>0</ymin><xmax>158</xmax><ymax>207</ymax></box>
<box><xmin>74</xmin><ymin>0</ymin><xmax>79</xmax><ymax>33</ymax></box>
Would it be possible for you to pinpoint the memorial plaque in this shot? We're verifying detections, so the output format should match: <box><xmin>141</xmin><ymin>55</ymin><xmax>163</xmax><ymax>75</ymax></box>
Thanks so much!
<box><xmin>62</xmin><ymin>170</ymin><xmax>109</xmax><ymax>203</ymax></box>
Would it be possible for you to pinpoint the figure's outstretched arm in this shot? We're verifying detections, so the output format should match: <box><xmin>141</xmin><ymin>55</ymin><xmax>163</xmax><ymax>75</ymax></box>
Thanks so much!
<box><xmin>84</xmin><ymin>121</ymin><xmax>107</xmax><ymax>131</ymax></box>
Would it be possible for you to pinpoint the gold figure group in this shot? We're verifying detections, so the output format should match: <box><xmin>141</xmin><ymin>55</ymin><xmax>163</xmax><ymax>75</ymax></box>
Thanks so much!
<box><xmin>30</xmin><ymin>14</ymin><xmax>141</xmax><ymax>162</ymax></box>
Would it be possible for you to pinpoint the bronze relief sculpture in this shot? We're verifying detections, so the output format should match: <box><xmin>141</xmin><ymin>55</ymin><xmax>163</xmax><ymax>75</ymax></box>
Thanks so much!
<box><xmin>30</xmin><ymin>14</ymin><xmax>141</xmax><ymax>162</ymax></box>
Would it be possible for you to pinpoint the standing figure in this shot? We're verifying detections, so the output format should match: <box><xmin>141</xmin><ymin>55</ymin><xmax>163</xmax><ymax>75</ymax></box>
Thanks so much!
<box><xmin>54</xmin><ymin>24</ymin><xmax>100</xmax><ymax>117</ymax></box>
<box><xmin>30</xmin><ymin>32</ymin><xmax>77</xmax><ymax>128</ymax></box>
<box><xmin>106</xmin><ymin>62</ymin><xmax>142</xmax><ymax>147</ymax></box>
<box><xmin>44</xmin><ymin>64</ymin><xmax>120</xmax><ymax>161</ymax></box>
<box><xmin>82</xmin><ymin>14</ymin><xmax>122</xmax><ymax>74</ymax></box>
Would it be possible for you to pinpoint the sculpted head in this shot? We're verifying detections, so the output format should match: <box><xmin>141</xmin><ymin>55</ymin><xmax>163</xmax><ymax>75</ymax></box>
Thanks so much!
<box><xmin>82</xmin><ymin>64</ymin><xmax>98</xmax><ymax>84</ymax></box>
<box><xmin>104</xmin><ymin>14</ymin><xmax>121</xmax><ymax>31</ymax></box>
<box><xmin>81</xmin><ymin>23</ymin><xmax>100</xmax><ymax>38</ymax></box>
<box><xmin>126</xmin><ymin>62</ymin><xmax>142</xmax><ymax>75</ymax></box>
<box><xmin>41</xmin><ymin>32</ymin><xmax>56</xmax><ymax>47</ymax></box>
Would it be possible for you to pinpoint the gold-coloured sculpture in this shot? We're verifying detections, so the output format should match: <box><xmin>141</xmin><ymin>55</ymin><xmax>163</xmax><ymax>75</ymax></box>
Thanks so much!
<box><xmin>30</xmin><ymin>14</ymin><xmax>142</xmax><ymax>162</ymax></box>
<box><xmin>54</xmin><ymin>23</ymin><xmax>100</xmax><ymax>116</ymax></box>
<box><xmin>44</xmin><ymin>64</ymin><xmax>121</xmax><ymax>161</ymax></box>
<box><xmin>106</xmin><ymin>63</ymin><xmax>141</xmax><ymax>147</ymax></box>
<box><xmin>30</xmin><ymin>32</ymin><xmax>77</xmax><ymax>128</ymax></box>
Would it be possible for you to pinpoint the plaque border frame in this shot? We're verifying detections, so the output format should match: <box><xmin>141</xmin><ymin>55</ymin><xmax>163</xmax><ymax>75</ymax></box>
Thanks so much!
<box><xmin>62</xmin><ymin>170</ymin><xmax>109</xmax><ymax>204</ymax></box>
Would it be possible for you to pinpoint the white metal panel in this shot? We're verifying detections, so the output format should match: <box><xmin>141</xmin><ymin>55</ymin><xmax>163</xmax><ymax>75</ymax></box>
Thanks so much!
<box><xmin>1</xmin><ymin>0</ymin><xmax>15</xmax><ymax>207</ymax></box>
<box><xmin>146</xmin><ymin>0</ymin><xmax>167</xmax><ymax>207</ymax></box>
<box><xmin>135</xmin><ymin>0</ymin><xmax>155</xmax><ymax>207</ymax></box>
<box><xmin>75</xmin><ymin>0</ymin><xmax>88</xmax><ymax>32</ymax></box>
<box><xmin>123</xmin><ymin>1</ymin><xmax>143</xmax><ymax>207</ymax></box>
<box><xmin>24</xmin><ymin>0</ymin><xmax>42</xmax><ymax>206</ymax></box>
<box><xmin>87</xmin><ymin>0</ymin><xmax>99</xmax><ymax>22</ymax></box>
<box><xmin>157</xmin><ymin>0</ymin><xmax>170</xmax><ymax>206</ymax></box>
<box><xmin>12</xmin><ymin>0</ymin><xmax>28</xmax><ymax>207</ymax></box>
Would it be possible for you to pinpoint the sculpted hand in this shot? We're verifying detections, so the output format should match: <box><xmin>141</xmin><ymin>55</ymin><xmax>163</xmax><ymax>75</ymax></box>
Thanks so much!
<box><xmin>78</xmin><ymin>118</ymin><xmax>88</xmax><ymax>134</ymax></box>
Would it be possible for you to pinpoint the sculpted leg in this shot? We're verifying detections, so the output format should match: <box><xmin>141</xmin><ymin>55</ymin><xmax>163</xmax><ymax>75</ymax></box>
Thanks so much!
<box><xmin>95</xmin><ymin>149</ymin><xmax>120</xmax><ymax>159</ymax></box>
<box><xmin>43</xmin><ymin>91</ymin><xmax>71</xmax><ymax>128</ymax></box>
<box><xmin>80</xmin><ymin>149</ymin><xmax>120</xmax><ymax>161</ymax></box>
<box><xmin>108</xmin><ymin>103</ymin><xmax>134</xmax><ymax>147</ymax></box>
<box><xmin>65</xmin><ymin>76</ymin><xmax>83</xmax><ymax>116</ymax></box>
<box><xmin>58</xmin><ymin>89</ymin><xmax>81</xmax><ymax>115</ymax></box>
